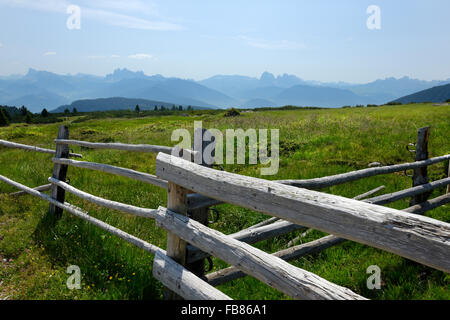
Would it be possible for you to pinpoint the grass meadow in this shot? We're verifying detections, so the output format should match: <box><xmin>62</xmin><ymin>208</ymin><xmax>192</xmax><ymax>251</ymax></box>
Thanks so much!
<box><xmin>0</xmin><ymin>103</ymin><xmax>449</xmax><ymax>300</ymax></box>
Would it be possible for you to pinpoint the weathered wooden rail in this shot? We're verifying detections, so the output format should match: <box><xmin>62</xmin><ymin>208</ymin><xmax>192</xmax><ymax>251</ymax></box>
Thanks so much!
<box><xmin>277</xmin><ymin>154</ymin><xmax>450</xmax><ymax>189</ymax></box>
<box><xmin>0</xmin><ymin>139</ymin><xmax>82</xmax><ymax>158</ymax></box>
<box><xmin>156</xmin><ymin>153</ymin><xmax>450</xmax><ymax>273</ymax></box>
<box><xmin>0</xmin><ymin>125</ymin><xmax>449</xmax><ymax>300</ymax></box>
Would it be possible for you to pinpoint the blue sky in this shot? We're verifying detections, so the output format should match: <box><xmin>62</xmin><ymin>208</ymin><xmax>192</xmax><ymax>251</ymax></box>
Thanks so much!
<box><xmin>0</xmin><ymin>0</ymin><xmax>449</xmax><ymax>83</ymax></box>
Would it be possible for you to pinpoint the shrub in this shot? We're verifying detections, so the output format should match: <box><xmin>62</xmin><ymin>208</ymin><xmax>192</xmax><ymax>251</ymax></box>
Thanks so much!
<box><xmin>224</xmin><ymin>108</ymin><xmax>241</xmax><ymax>117</ymax></box>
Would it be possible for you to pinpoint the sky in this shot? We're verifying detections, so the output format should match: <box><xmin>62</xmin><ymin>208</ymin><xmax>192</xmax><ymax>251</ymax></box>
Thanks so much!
<box><xmin>0</xmin><ymin>0</ymin><xmax>449</xmax><ymax>83</ymax></box>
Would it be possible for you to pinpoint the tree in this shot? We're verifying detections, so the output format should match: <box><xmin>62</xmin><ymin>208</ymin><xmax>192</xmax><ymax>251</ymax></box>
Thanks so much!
<box><xmin>64</xmin><ymin>108</ymin><xmax>70</xmax><ymax>114</ymax></box>
<box><xmin>135</xmin><ymin>104</ymin><xmax>140</xmax><ymax>112</ymax></box>
<box><xmin>20</xmin><ymin>105</ymin><xmax>28</xmax><ymax>116</ymax></box>
<box><xmin>171</xmin><ymin>105</ymin><xmax>176</xmax><ymax>111</ymax></box>
<box><xmin>154</xmin><ymin>105</ymin><xmax>158</xmax><ymax>111</ymax></box>
<box><xmin>160</xmin><ymin>106</ymin><xmax>166</xmax><ymax>111</ymax></box>
<box><xmin>72</xmin><ymin>107</ymin><xmax>78</xmax><ymax>114</ymax></box>
<box><xmin>0</xmin><ymin>108</ymin><xmax>9</xmax><ymax>127</ymax></box>
<box><xmin>2</xmin><ymin>107</ymin><xmax>11</xmax><ymax>121</ymax></box>
<box><xmin>25</xmin><ymin>112</ymin><xmax>33</xmax><ymax>124</ymax></box>
<box><xmin>41</xmin><ymin>108</ymin><xmax>49</xmax><ymax>117</ymax></box>
<box><xmin>187</xmin><ymin>105</ymin><xmax>193</xmax><ymax>111</ymax></box>
<box><xmin>178</xmin><ymin>105</ymin><xmax>183</xmax><ymax>111</ymax></box>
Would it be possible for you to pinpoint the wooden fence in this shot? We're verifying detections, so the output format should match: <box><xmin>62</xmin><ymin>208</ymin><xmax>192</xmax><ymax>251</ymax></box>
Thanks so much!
<box><xmin>0</xmin><ymin>125</ymin><xmax>449</xmax><ymax>300</ymax></box>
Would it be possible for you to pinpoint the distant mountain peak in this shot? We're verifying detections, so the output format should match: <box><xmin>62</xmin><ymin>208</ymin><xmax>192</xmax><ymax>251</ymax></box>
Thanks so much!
<box><xmin>260</xmin><ymin>71</ymin><xmax>276</xmax><ymax>82</ymax></box>
<box><xmin>25</xmin><ymin>68</ymin><xmax>50</xmax><ymax>77</ymax></box>
<box><xmin>26</xmin><ymin>68</ymin><xmax>38</xmax><ymax>75</ymax></box>
<box><xmin>105</xmin><ymin>68</ymin><xmax>147</xmax><ymax>81</ymax></box>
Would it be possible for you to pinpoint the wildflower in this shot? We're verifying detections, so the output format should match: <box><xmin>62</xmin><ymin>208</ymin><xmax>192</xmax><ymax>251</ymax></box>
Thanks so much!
<box><xmin>109</xmin><ymin>276</ymin><xmax>112</xmax><ymax>280</ymax></box>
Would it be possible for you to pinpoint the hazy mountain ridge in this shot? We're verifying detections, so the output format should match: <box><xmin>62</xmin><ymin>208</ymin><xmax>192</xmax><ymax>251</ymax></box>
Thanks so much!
<box><xmin>199</xmin><ymin>72</ymin><xmax>450</xmax><ymax>108</ymax></box>
<box><xmin>0</xmin><ymin>68</ymin><xmax>236</xmax><ymax>112</ymax></box>
<box><xmin>0</xmin><ymin>68</ymin><xmax>448</xmax><ymax>112</ymax></box>
<box><xmin>275</xmin><ymin>85</ymin><xmax>363</xmax><ymax>108</ymax></box>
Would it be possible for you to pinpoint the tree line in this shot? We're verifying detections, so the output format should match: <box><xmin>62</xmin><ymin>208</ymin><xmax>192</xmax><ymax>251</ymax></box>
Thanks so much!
<box><xmin>0</xmin><ymin>105</ymin><xmax>69</xmax><ymax>126</ymax></box>
<box><xmin>134</xmin><ymin>104</ymin><xmax>193</xmax><ymax>112</ymax></box>
<box><xmin>0</xmin><ymin>103</ymin><xmax>196</xmax><ymax>127</ymax></box>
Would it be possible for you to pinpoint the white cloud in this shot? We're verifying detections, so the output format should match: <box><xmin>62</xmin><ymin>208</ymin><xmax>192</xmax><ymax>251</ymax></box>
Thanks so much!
<box><xmin>128</xmin><ymin>53</ymin><xmax>153</xmax><ymax>60</ymax></box>
<box><xmin>236</xmin><ymin>35</ymin><xmax>305</xmax><ymax>50</ymax></box>
<box><xmin>0</xmin><ymin>0</ymin><xmax>182</xmax><ymax>31</ymax></box>
<box><xmin>0</xmin><ymin>42</ymin><xmax>3</xmax><ymax>48</ymax></box>
<box><xmin>43</xmin><ymin>51</ymin><xmax>56</xmax><ymax>56</ymax></box>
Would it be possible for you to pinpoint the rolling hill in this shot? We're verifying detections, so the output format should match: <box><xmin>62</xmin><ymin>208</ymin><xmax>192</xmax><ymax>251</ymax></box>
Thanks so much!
<box><xmin>391</xmin><ymin>83</ymin><xmax>450</xmax><ymax>104</ymax></box>
<box><xmin>52</xmin><ymin>97</ymin><xmax>209</xmax><ymax>113</ymax></box>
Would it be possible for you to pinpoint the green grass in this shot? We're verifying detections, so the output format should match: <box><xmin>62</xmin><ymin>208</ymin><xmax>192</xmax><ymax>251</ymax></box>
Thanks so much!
<box><xmin>0</xmin><ymin>103</ymin><xmax>449</xmax><ymax>300</ymax></box>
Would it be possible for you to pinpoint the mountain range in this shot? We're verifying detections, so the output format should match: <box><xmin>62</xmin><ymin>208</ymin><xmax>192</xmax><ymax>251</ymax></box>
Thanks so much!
<box><xmin>0</xmin><ymin>68</ymin><xmax>448</xmax><ymax>112</ymax></box>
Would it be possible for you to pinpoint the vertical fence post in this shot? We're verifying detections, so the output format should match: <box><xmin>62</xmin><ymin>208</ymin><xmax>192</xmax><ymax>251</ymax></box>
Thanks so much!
<box><xmin>186</xmin><ymin>128</ymin><xmax>216</xmax><ymax>279</ymax></box>
<box><xmin>164</xmin><ymin>181</ymin><xmax>189</xmax><ymax>300</ymax></box>
<box><xmin>447</xmin><ymin>161</ymin><xmax>450</xmax><ymax>194</ymax></box>
<box><xmin>48</xmin><ymin>125</ymin><xmax>70</xmax><ymax>218</ymax></box>
<box><xmin>163</xmin><ymin>127</ymin><xmax>215</xmax><ymax>299</ymax></box>
<box><xmin>409</xmin><ymin>126</ymin><xmax>431</xmax><ymax>207</ymax></box>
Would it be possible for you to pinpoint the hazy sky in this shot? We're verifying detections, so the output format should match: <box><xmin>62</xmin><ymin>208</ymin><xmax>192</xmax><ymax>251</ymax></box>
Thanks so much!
<box><xmin>0</xmin><ymin>0</ymin><xmax>449</xmax><ymax>83</ymax></box>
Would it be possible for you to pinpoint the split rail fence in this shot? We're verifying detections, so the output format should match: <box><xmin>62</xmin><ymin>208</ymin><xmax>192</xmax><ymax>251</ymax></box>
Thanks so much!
<box><xmin>0</xmin><ymin>125</ymin><xmax>449</xmax><ymax>300</ymax></box>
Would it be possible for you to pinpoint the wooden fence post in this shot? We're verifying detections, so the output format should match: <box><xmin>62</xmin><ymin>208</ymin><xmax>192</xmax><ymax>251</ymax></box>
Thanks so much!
<box><xmin>447</xmin><ymin>161</ymin><xmax>450</xmax><ymax>194</ymax></box>
<box><xmin>186</xmin><ymin>128</ymin><xmax>216</xmax><ymax>278</ymax></box>
<box><xmin>410</xmin><ymin>126</ymin><xmax>431</xmax><ymax>207</ymax></box>
<box><xmin>164</xmin><ymin>181</ymin><xmax>189</xmax><ymax>300</ymax></box>
<box><xmin>48</xmin><ymin>125</ymin><xmax>70</xmax><ymax>218</ymax></box>
<box><xmin>162</xmin><ymin>127</ymin><xmax>216</xmax><ymax>299</ymax></box>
